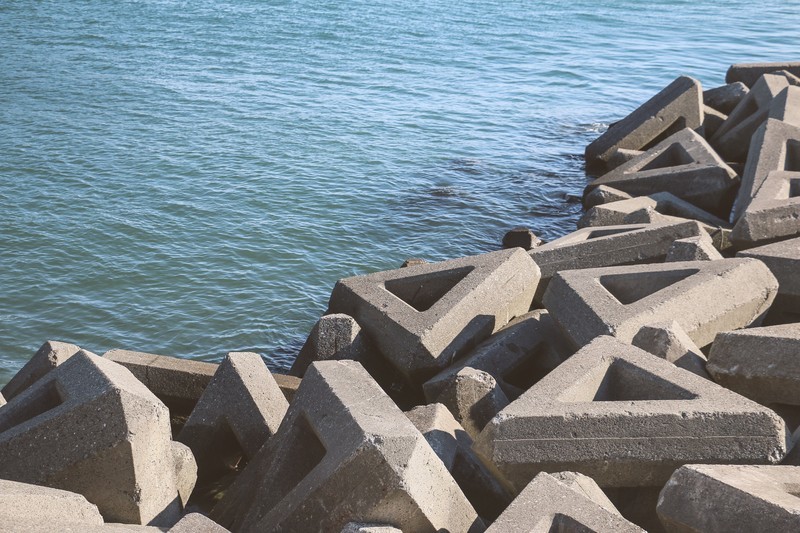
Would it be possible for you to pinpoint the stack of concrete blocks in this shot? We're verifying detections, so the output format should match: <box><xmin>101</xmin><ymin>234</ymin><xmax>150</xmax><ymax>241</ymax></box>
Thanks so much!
<box><xmin>738</xmin><ymin>235</ymin><xmax>800</xmax><ymax>320</ymax></box>
<box><xmin>1</xmin><ymin>340</ymin><xmax>82</xmax><ymax>401</ymax></box>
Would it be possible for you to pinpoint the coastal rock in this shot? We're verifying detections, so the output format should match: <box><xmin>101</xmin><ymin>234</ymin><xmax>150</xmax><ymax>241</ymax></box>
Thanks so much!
<box><xmin>501</xmin><ymin>226</ymin><xmax>542</xmax><ymax>250</ymax></box>
<box><xmin>665</xmin><ymin>233</ymin><xmax>723</xmax><ymax>262</ymax></box>
<box><xmin>583</xmin><ymin>184</ymin><xmax>633</xmax><ymax>208</ymax></box>
<box><xmin>631</xmin><ymin>321</ymin><xmax>710</xmax><ymax>378</ymax></box>
<box><xmin>0</xmin><ymin>479</ymin><xmax>104</xmax><ymax>528</ymax></box>
<box><xmin>1</xmin><ymin>340</ymin><xmax>81</xmax><ymax>401</ymax></box>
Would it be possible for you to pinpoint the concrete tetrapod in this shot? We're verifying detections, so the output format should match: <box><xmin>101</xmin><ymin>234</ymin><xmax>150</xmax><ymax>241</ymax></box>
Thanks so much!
<box><xmin>665</xmin><ymin>233</ymin><xmax>723</xmax><ymax>262</ymax></box>
<box><xmin>327</xmin><ymin>248</ymin><xmax>539</xmax><ymax>385</ymax></box>
<box><xmin>732</xmin><ymin>170</ymin><xmax>800</xmax><ymax>246</ymax></box>
<box><xmin>0</xmin><ymin>350</ymin><xmax>182</xmax><ymax>526</ymax></box>
<box><xmin>542</xmin><ymin>258</ymin><xmax>778</xmax><ymax>349</ymax></box>
<box><xmin>1</xmin><ymin>340</ymin><xmax>81</xmax><ymax>401</ymax></box>
<box><xmin>210</xmin><ymin>360</ymin><xmax>483</xmax><ymax>533</ymax></box>
<box><xmin>583</xmin><ymin>185</ymin><xmax>633</xmax><ymax>208</ymax></box>
<box><xmin>737</xmin><ymin>235</ymin><xmax>800</xmax><ymax>315</ymax></box>
<box><xmin>0</xmin><ymin>479</ymin><xmax>104</xmax><ymax>528</ymax></box>
<box><xmin>578</xmin><ymin>192</ymin><xmax>729</xmax><ymax>230</ymax></box>
<box><xmin>473</xmin><ymin>336</ymin><xmax>787</xmax><ymax>490</ymax></box>
<box><xmin>657</xmin><ymin>464</ymin><xmax>800</xmax><ymax>532</ymax></box>
<box><xmin>727</xmin><ymin>61</ymin><xmax>800</xmax><ymax>87</ymax></box>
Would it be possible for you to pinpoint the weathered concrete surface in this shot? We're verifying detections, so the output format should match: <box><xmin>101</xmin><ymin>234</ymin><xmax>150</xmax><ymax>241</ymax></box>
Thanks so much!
<box><xmin>501</xmin><ymin>226</ymin><xmax>542</xmax><ymax>250</ymax></box>
<box><xmin>586</xmin><ymin>128</ymin><xmax>739</xmax><ymax>215</ymax></box>
<box><xmin>702</xmin><ymin>104</ymin><xmax>727</xmax><ymax>138</ymax></box>
<box><xmin>583</xmin><ymin>185</ymin><xmax>633</xmax><ymax>209</ymax></box>
<box><xmin>579</xmin><ymin>192</ymin><xmax>729</xmax><ymax>230</ymax></box>
<box><xmin>485</xmin><ymin>472</ymin><xmax>643</xmax><ymax>532</ymax></box>
<box><xmin>732</xmin><ymin>170</ymin><xmax>800</xmax><ymax>246</ymax></box>
<box><xmin>585</xmin><ymin>76</ymin><xmax>703</xmax><ymax>172</ymax></box>
<box><xmin>727</xmin><ymin>62</ymin><xmax>800</xmax><ymax>87</ymax></box>
<box><xmin>657</xmin><ymin>464</ymin><xmax>800</xmax><ymax>532</ymax></box>
<box><xmin>474</xmin><ymin>336</ymin><xmax>787</xmax><ymax>490</ymax></box>
<box><xmin>707</xmin><ymin>324</ymin><xmax>800</xmax><ymax>406</ymax></box>
<box><xmin>542</xmin><ymin>258</ymin><xmax>777</xmax><ymax>348</ymax></box>
<box><xmin>273</xmin><ymin>373</ymin><xmax>301</xmax><ymax>403</ymax></box>
<box><xmin>665</xmin><ymin>233</ymin><xmax>723</xmax><ymax>262</ymax></box>
<box><xmin>2</xmin><ymin>341</ymin><xmax>81</xmax><ymax>401</ymax></box>
<box><xmin>171</xmin><ymin>442</ymin><xmax>197</xmax><ymax>509</ymax></box>
<box><xmin>0</xmin><ymin>479</ymin><xmax>104</xmax><ymax>527</ymax></box>
<box><xmin>406</xmin><ymin>403</ymin><xmax>511</xmax><ymax>521</ymax></box>
<box><xmin>704</xmin><ymin>81</ymin><xmax>749</xmax><ymax>114</ymax></box>
<box><xmin>530</xmin><ymin>221</ymin><xmax>705</xmax><ymax>303</ymax></box>
<box><xmin>178</xmin><ymin>352</ymin><xmax>288</xmax><ymax>481</ymax></box>
<box><xmin>632</xmin><ymin>321</ymin><xmax>710</xmax><ymax>379</ymax></box>
<box><xmin>328</xmin><ymin>248</ymin><xmax>540</xmax><ymax>385</ymax></box>
<box><xmin>341</xmin><ymin>524</ymin><xmax>402</xmax><ymax>533</ymax></box>
<box><xmin>289</xmin><ymin>313</ymin><xmax>368</xmax><ymax>377</ymax></box>
<box><xmin>0</xmin><ymin>391</ymin><xmax>5</xmax><ymax>407</ymax></box>
<box><xmin>606</xmin><ymin>148</ymin><xmax>645</xmax><ymax>170</ymax></box>
<box><xmin>738</xmin><ymin>235</ymin><xmax>800</xmax><ymax>313</ymax></box>
<box><xmin>0</xmin><ymin>351</ymin><xmax>182</xmax><ymax>526</ymax></box>
<box><xmin>168</xmin><ymin>513</ymin><xmax>229</xmax><ymax>533</ymax></box>
<box><xmin>211</xmin><ymin>360</ymin><xmax>483</xmax><ymax>532</ymax></box>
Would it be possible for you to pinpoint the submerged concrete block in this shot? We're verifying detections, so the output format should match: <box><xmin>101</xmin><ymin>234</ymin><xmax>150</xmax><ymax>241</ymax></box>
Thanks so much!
<box><xmin>543</xmin><ymin>258</ymin><xmax>777</xmax><ymax>349</ymax></box>
<box><xmin>211</xmin><ymin>360</ymin><xmax>482</xmax><ymax>532</ymax></box>
<box><xmin>0</xmin><ymin>351</ymin><xmax>181</xmax><ymax>525</ymax></box>
<box><xmin>704</xmin><ymin>81</ymin><xmax>749</xmax><ymax>114</ymax></box>
<box><xmin>2</xmin><ymin>340</ymin><xmax>81</xmax><ymax>401</ymax></box>
<box><xmin>607</xmin><ymin>148</ymin><xmax>645</xmax><ymax>170</ymax></box>
<box><xmin>738</xmin><ymin>235</ymin><xmax>800</xmax><ymax>313</ymax></box>
<box><xmin>0</xmin><ymin>479</ymin><xmax>104</xmax><ymax>527</ymax></box>
<box><xmin>485</xmin><ymin>472</ymin><xmax>643</xmax><ymax>532</ymax></box>
<box><xmin>0</xmin><ymin>392</ymin><xmax>5</xmax><ymax>407</ymax></box>
<box><xmin>586</xmin><ymin>128</ymin><xmax>739</xmax><ymax>215</ymax></box>
<box><xmin>501</xmin><ymin>226</ymin><xmax>542</xmax><ymax>250</ymax></box>
<box><xmin>583</xmin><ymin>184</ymin><xmax>633</xmax><ymax>209</ymax></box>
<box><xmin>632</xmin><ymin>321</ymin><xmax>710</xmax><ymax>378</ymax></box>
<box><xmin>289</xmin><ymin>313</ymin><xmax>367</xmax><ymax>377</ymax></box>
<box><xmin>328</xmin><ymin>248</ymin><xmax>540</xmax><ymax>384</ymax></box>
<box><xmin>733</xmin><ymin>170</ymin><xmax>800</xmax><ymax>245</ymax></box>
<box><xmin>579</xmin><ymin>192</ymin><xmax>729</xmax><ymax>230</ymax></box>
<box><xmin>474</xmin><ymin>336</ymin><xmax>787</xmax><ymax>490</ymax></box>
<box><xmin>727</xmin><ymin>61</ymin><xmax>800</xmax><ymax>87</ymax></box>
<box><xmin>657</xmin><ymin>464</ymin><xmax>800</xmax><ymax>532</ymax></box>
<box><xmin>168</xmin><ymin>513</ymin><xmax>229</xmax><ymax>533</ymax></box>
<box><xmin>585</xmin><ymin>76</ymin><xmax>703</xmax><ymax>171</ymax></box>
<box><xmin>178</xmin><ymin>352</ymin><xmax>288</xmax><ymax>481</ymax></box>
<box><xmin>665</xmin><ymin>233</ymin><xmax>723</xmax><ymax>262</ymax></box>
<box><xmin>707</xmin><ymin>324</ymin><xmax>800</xmax><ymax>406</ymax></box>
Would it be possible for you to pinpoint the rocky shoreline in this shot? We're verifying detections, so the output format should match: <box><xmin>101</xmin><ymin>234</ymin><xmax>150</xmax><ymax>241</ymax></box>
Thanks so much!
<box><xmin>2</xmin><ymin>60</ymin><xmax>800</xmax><ymax>532</ymax></box>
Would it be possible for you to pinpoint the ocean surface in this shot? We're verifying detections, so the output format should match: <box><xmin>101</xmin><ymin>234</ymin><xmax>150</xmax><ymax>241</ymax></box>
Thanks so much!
<box><xmin>1</xmin><ymin>0</ymin><xmax>798</xmax><ymax>381</ymax></box>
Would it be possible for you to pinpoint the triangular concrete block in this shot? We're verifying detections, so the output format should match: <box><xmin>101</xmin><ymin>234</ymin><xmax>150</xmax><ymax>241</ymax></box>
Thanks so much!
<box><xmin>738</xmin><ymin>235</ymin><xmax>800</xmax><ymax>314</ymax></box>
<box><xmin>542</xmin><ymin>258</ymin><xmax>778</xmax><ymax>348</ymax></box>
<box><xmin>2</xmin><ymin>341</ymin><xmax>81</xmax><ymax>401</ymax></box>
<box><xmin>632</xmin><ymin>321</ymin><xmax>710</xmax><ymax>378</ymax></box>
<box><xmin>586</xmin><ymin>128</ymin><xmax>739</xmax><ymax>215</ymax></box>
<box><xmin>704</xmin><ymin>81</ymin><xmax>749</xmax><ymax>115</ymax></box>
<box><xmin>657</xmin><ymin>465</ymin><xmax>800</xmax><ymax>532</ymax></box>
<box><xmin>327</xmin><ymin>248</ymin><xmax>540</xmax><ymax>384</ymax></box>
<box><xmin>665</xmin><ymin>233</ymin><xmax>723</xmax><ymax>262</ymax></box>
<box><xmin>733</xmin><ymin>170</ymin><xmax>800</xmax><ymax>245</ymax></box>
<box><xmin>579</xmin><ymin>191</ymin><xmax>729</xmax><ymax>230</ymax></box>
<box><xmin>473</xmin><ymin>336</ymin><xmax>787</xmax><ymax>490</ymax></box>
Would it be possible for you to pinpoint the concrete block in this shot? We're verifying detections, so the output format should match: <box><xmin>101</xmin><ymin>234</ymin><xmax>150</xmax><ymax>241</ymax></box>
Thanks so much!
<box><xmin>543</xmin><ymin>258</ymin><xmax>777</xmax><ymax>349</ymax></box>
<box><xmin>0</xmin><ymin>350</ymin><xmax>182</xmax><ymax>525</ymax></box>
<box><xmin>2</xmin><ymin>340</ymin><xmax>81</xmax><ymax>401</ymax></box>
<box><xmin>657</xmin><ymin>464</ymin><xmax>800</xmax><ymax>532</ymax></box>
<box><xmin>474</xmin><ymin>336</ymin><xmax>787</xmax><ymax>490</ymax></box>
<box><xmin>273</xmin><ymin>373</ymin><xmax>301</xmax><ymax>403</ymax></box>
<box><xmin>485</xmin><ymin>472</ymin><xmax>643</xmax><ymax>532</ymax></box>
<box><xmin>585</xmin><ymin>76</ymin><xmax>703</xmax><ymax>172</ymax></box>
<box><xmin>704</xmin><ymin>81</ymin><xmax>749</xmax><ymax>114</ymax></box>
<box><xmin>586</xmin><ymin>128</ymin><xmax>739</xmax><ymax>215</ymax></box>
<box><xmin>607</xmin><ymin>148</ymin><xmax>645</xmax><ymax>170</ymax></box>
<box><xmin>0</xmin><ymin>479</ymin><xmax>104</xmax><ymax>527</ymax></box>
<box><xmin>632</xmin><ymin>321</ymin><xmax>710</xmax><ymax>378</ymax></box>
<box><xmin>727</xmin><ymin>61</ymin><xmax>800</xmax><ymax>87</ymax></box>
<box><xmin>171</xmin><ymin>442</ymin><xmax>197</xmax><ymax>509</ymax></box>
<box><xmin>168</xmin><ymin>513</ymin><xmax>229</xmax><ymax>533</ymax></box>
<box><xmin>401</xmin><ymin>257</ymin><xmax>427</xmax><ymax>268</ymax></box>
<box><xmin>289</xmin><ymin>313</ymin><xmax>368</xmax><ymax>377</ymax></box>
<box><xmin>770</xmin><ymin>85</ymin><xmax>800</xmax><ymax>125</ymax></box>
<box><xmin>327</xmin><ymin>248</ymin><xmax>540</xmax><ymax>384</ymax></box>
<box><xmin>702</xmin><ymin>104</ymin><xmax>727</xmax><ymax>138</ymax></box>
<box><xmin>211</xmin><ymin>360</ymin><xmax>483</xmax><ymax>532</ymax></box>
<box><xmin>738</xmin><ymin>235</ymin><xmax>800</xmax><ymax>313</ymax></box>
<box><xmin>341</xmin><ymin>524</ymin><xmax>402</xmax><ymax>533</ymax></box>
<box><xmin>622</xmin><ymin>206</ymin><xmax>683</xmax><ymax>225</ymax></box>
<box><xmin>529</xmin><ymin>221</ymin><xmax>705</xmax><ymax>302</ymax></box>
<box><xmin>665</xmin><ymin>233</ymin><xmax>723</xmax><ymax>262</ymax></box>
<box><xmin>583</xmin><ymin>184</ymin><xmax>633</xmax><ymax>209</ymax></box>
<box><xmin>579</xmin><ymin>192</ymin><xmax>729</xmax><ymax>230</ymax></box>
<box><xmin>711</xmin><ymin>72</ymin><xmax>799</xmax><ymax>162</ymax></box>
<box><xmin>733</xmin><ymin>170</ymin><xmax>800</xmax><ymax>245</ymax></box>
<box><xmin>501</xmin><ymin>226</ymin><xmax>542</xmax><ymax>250</ymax></box>
<box><xmin>178</xmin><ymin>352</ymin><xmax>288</xmax><ymax>482</ymax></box>
<box><xmin>406</xmin><ymin>403</ymin><xmax>511</xmax><ymax>521</ymax></box>
<box><xmin>707</xmin><ymin>324</ymin><xmax>800</xmax><ymax>406</ymax></box>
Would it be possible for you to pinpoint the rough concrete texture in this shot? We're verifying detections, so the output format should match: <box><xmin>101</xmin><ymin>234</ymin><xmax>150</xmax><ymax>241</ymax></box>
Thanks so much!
<box><xmin>168</xmin><ymin>513</ymin><xmax>229</xmax><ymax>533</ymax></box>
<box><xmin>727</xmin><ymin>62</ymin><xmax>800</xmax><ymax>87</ymax></box>
<box><xmin>711</xmin><ymin>71</ymin><xmax>800</xmax><ymax>162</ymax></box>
<box><xmin>474</xmin><ymin>336</ymin><xmax>787</xmax><ymax>490</ymax></box>
<box><xmin>704</xmin><ymin>81</ymin><xmax>750</xmax><ymax>114</ymax></box>
<box><xmin>211</xmin><ymin>360</ymin><xmax>483</xmax><ymax>532</ymax></box>
<box><xmin>485</xmin><ymin>472</ymin><xmax>643</xmax><ymax>532</ymax></box>
<box><xmin>501</xmin><ymin>226</ymin><xmax>542</xmax><ymax>250</ymax></box>
<box><xmin>657</xmin><ymin>464</ymin><xmax>800</xmax><ymax>532</ymax></box>
<box><xmin>732</xmin><ymin>170</ymin><xmax>800</xmax><ymax>246</ymax></box>
<box><xmin>401</xmin><ymin>258</ymin><xmax>427</xmax><ymax>268</ymax></box>
<box><xmin>0</xmin><ymin>391</ymin><xmax>5</xmax><ymax>407</ymax></box>
<box><xmin>707</xmin><ymin>324</ymin><xmax>800</xmax><ymax>406</ymax></box>
<box><xmin>584</xmin><ymin>76</ymin><xmax>703</xmax><ymax>171</ymax></box>
<box><xmin>406</xmin><ymin>403</ymin><xmax>511</xmax><ymax>521</ymax></box>
<box><xmin>273</xmin><ymin>373</ymin><xmax>301</xmax><ymax>403</ymax></box>
<box><xmin>341</xmin><ymin>524</ymin><xmax>402</xmax><ymax>533</ymax></box>
<box><xmin>327</xmin><ymin>248</ymin><xmax>540</xmax><ymax>384</ymax></box>
<box><xmin>542</xmin><ymin>258</ymin><xmax>777</xmax><ymax>349</ymax></box>
<box><xmin>737</xmin><ymin>235</ymin><xmax>800</xmax><ymax>313</ymax></box>
<box><xmin>178</xmin><ymin>352</ymin><xmax>288</xmax><ymax>481</ymax></box>
<box><xmin>2</xmin><ymin>340</ymin><xmax>81</xmax><ymax>401</ymax></box>
<box><xmin>665</xmin><ymin>233</ymin><xmax>723</xmax><ymax>262</ymax></box>
<box><xmin>529</xmin><ymin>221</ymin><xmax>705</xmax><ymax>303</ymax></box>
<box><xmin>583</xmin><ymin>184</ymin><xmax>633</xmax><ymax>209</ymax></box>
<box><xmin>606</xmin><ymin>148</ymin><xmax>645</xmax><ymax>170</ymax></box>
<box><xmin>0</xmin><ymin>350</ymin><xmax>182</xmax><ymax>526</ymax></box>
<box><xmin>579</xmin><ymin>192</ymin><xmax>729</xmax><ymax>230</ymax></box>
<box><xmin>289</xmin><ymin>313</ymin><xmax>368</xmax><ymax>377</ymax></box>
<box><xmin>424</xmin><ymin>309</ymin><xmax>573</xmax><ymax>404</ymax></box>
<box><xmin>586</xmin><ymin>128</ymin><xmax>739</xmax><ymax>215</ymax></box>
<box><xmin>622</xmin><ymin>206</ymin><xmax>685</xmax><ymax>225</ymax></box>
<box><xmin>171</xmin><ymin>441</ymin><xmax>197</xmax><ymax>509</ymax></box>
<box><xmin>0</xmin><ymin>479</ymin><xmax>104</xmax><ymax>527</ymax></box>
<box><xmin>632</xmin><ymin>321</ymin><xmax>710</xmax><ymax>378</ymax></box>
<box><xmin>702</xmin><ymin>104</ymin><xmax>727</xmax><ymax>138</ymax></box>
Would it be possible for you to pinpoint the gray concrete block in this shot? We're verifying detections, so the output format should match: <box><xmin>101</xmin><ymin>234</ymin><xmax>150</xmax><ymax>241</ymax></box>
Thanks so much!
<box><xmin>401</xmin><ymin>257</ymin><xmax>427</xmax><ymax>268</ymax></box>
<box><xmin>622</xmin><ymin>206</ymin><xmax>683</xmax><ymax>225</ymax></box>
<box><xmin>211</xmin><ymin>360</ymin><xmax>483</xmax><ymax>532</ymax></box>
<box><xmin>607</xmin><ymin>148</ymin><xmax>645</xmax><ymax>170</ymax></box>
<box><xmin>328</xmin><ymin>248</ymin><xmax>540</xmax><ymax>384</ymax></box>
<box><xmin>583</xmin><ymin>185</ymin><xmax>633</xmax><ymax>209</ymax></box>
<box><xmin>586</xmin><ymin>128</ymin><xmax>739</xmax><ymax>215</ymax></box>
<box><xmin>529</xmin><ymin>221</ymin><xmax>705</xmax><ymax>303</ymax></box>
<box><xmin>704</xmin><ymin>81</ymin><xmax>749</xmax><ymax>114</ymax></box>
<box><xmin>543</xmin><ymin>258</ymin><xmax>777</xmax><ymax>349</ymax></box>
<box><xmin>702</xmin><ymin>104</ymin><xmax>727</xmax><ymax>139</ymax></box>
<box><xmin>707</xmin><ymin>324</ymin><xmax>800</xmax><ymax>406</ymax></box>
<box><xmin>178</xmin><ymin>352</ymin><xmax>288</xmax><ymax>482</ymax></box>
<box><xmin>272</xmin><ymin>373</ymin><xmax>301</xmax><ymax>403</ymax></box>
<box><xmin>168</xmin><ymin>513</ymin><xmax>229</xmax><ymax>533</ymax></box>
<box><xmin>2</xmin><ymin>341</ymin><xmax>81</xmax><ymax>401</ymax></box>
<box><xmin>732</xmin><ymin>170</ymin><xmax>800</xmax><ymax>245</ymax></box>
<box><xmin>485</xmin><ymin>472</ymin><xmax>643</xmax><ymax>532</ymax></box>
<box><xmin>632</xmin><ymin>321</ymin><xmax>710</xmax><ymax>379</ymax></box>
<box><xmin>550</xmin><ymin>471</ymin><xmax>620</xmax><ymax>515</ymax></box>
<box><xmin>737</xmin><ymin>235</ymin><xmax>800</xmax><ymax>313</ymax></box>
<box><xmin>579</xmin><ymin>192</ymin><xmax>729</xmax><ymax>231</ymax></box>
<box><xmin>0</xmin><ymin>479</ymin><xmax>104</xmax><ymax>527</ymax></box>
<box><xmin>665</xmin><ymin>233</ymin><xmax>723</xmax><ymax>262</ymax></box>
<box><xmin>501</xmin><ymin>226</ymin><xmax>542</xmax><ymax>250</ymax></box>
<box><xmin>341</xmin><ymin>524</ymin><xmax>402</xmax><ymax>533</ymax></box>
<box><xmin>585</xmin><ymin>76</ymin><xmax>703</xmax><ymax>172</ymax></box>
<box><xmin>0</xmin><ymin>350</ymin><xmax>182</xmax><ymax>525</ymax></box>
<box><xmin>289</xmin><ymin>313</ymin><xmax>367</xmax><ymax>377</ymax></box>
<box><xmin>406</xmin><ymin>403</ymin><xmax>511</xmax><ymax>521</ymax></box>
<box><xmin>657</xmin><ymin>464</ymin><xmax>800</xmax><ymax>532</ymax></box>
<box><xmin>474</xmin><ymin>336</ymin><xmax>787</xmax><ymax>490</ymax></box>
<box><xmin>727</xmin><ymin>62</ymin><xmax>800</xmax><ymax>87</ymax></box>
<box><xmin>770</xmin><ymin>85</ymin><xmax>800</xmax><ymax>125</ymax></box>
<box><xmin>171</xmin><ymin>442</ymin><xmax>197</xmax><ymax>509</ymax></box>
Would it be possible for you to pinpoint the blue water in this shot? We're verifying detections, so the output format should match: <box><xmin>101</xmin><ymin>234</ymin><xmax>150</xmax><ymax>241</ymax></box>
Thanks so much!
<box><xmin>1</xmin><ymin>0</ymin><xmax>798</xmax><ymax>382</ymax></box>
